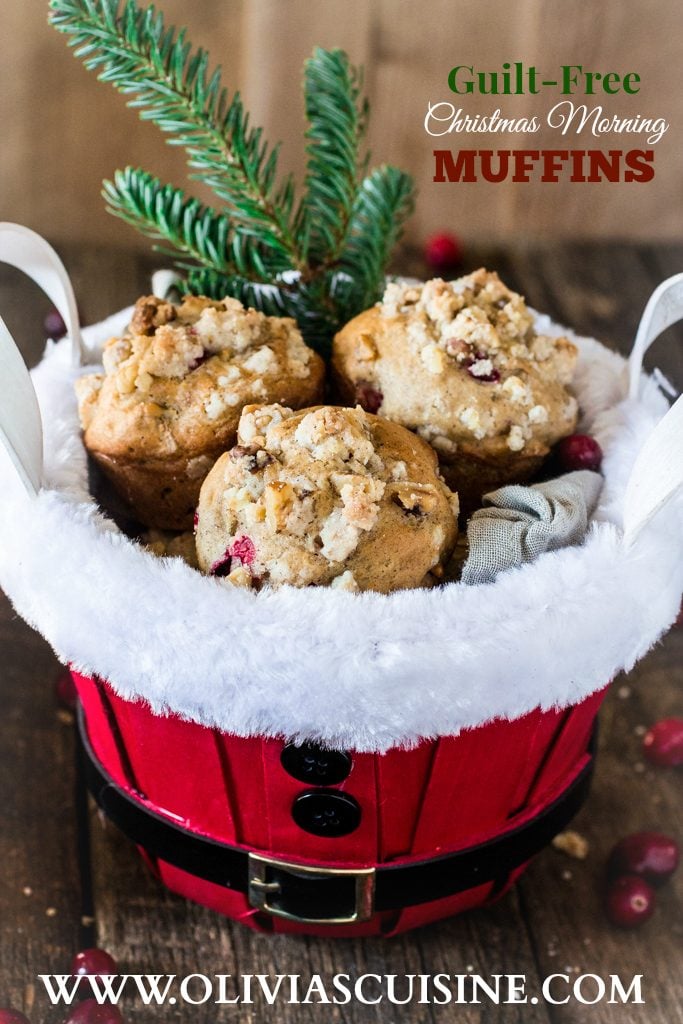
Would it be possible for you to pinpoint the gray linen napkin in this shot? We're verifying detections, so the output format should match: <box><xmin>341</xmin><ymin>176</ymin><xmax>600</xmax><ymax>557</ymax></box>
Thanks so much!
<box><xmin>462</xmin><ymin>470</ymin><xmax>603</xmax><ymax>585</ymax></box>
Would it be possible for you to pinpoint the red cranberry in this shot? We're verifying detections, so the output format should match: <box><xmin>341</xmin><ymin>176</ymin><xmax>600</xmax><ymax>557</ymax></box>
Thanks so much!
<box><xmin>424</xmin><ymin>232</ymin><xmax>463</xmax><ymax>273</ymax></box>
<box><xmin>465</xmin><ymin>354</ymin><xmax>500</xmax><ymax>384</ymax></box>
<box><xmin>44</xmin><ymin>305</ymin><xmax>86</xmax><ymax>339</ymax></box>
<box><xmin>210</xmin><ymin>550</ymin><xmax>232</xmax><ymax>577</ymax></box>
<box><xmin>71</xmin><ymin>948</ymin><xmax>118</xmax><ymax>979</ymax></box>
<box><xmin>55</xmin><ymin>669</ymin><xmax>78</xmax><ymax>710</ymax></box>
<box><xmin>457</xmin><ymin>348</ymin><xmax>501</xmax><ymax>384</ymax></box>
<box><xmin>608</xmin><ymin>833</ymin><xmax>679</xmax><ymax>885</ymax></box>
<box><xmin>44</xmin><ymin>309</ymin><xmax>67</xmax><ymax>340</ymax></box>
<box><xmin>64</xmin><ymin>1002</ymin><xmax>123</xmax><ymax>1024</ymax></box>
<box><xmin>556</xmin><ymin>434</ymin><xmax>603</xmax><ymax>473</ymax></box>
<box><xmin>0</xmin><ymin>1011</ymin><xmax>32</xmax><ymax>1024</ymax></box>
<box><xmin>605</xmin><ymin>874</ymin><xmax>655</xmax><ymax>928</ymax></box>
<box><xmin>643</xmin><ymin>718</ymin><xmax>683</xmax><ymax>767</ymax></box>
<box><xmin>354</xmin><ymin>381</ymin><xmax>383</xmax><ymax>414</ymax></box>
<box><xmin>467</xmin><ymin>367</ymin><xmax>500</xmax><ymax>383</ymax></box>
<box><xmin>230</xmin><ymin>535</ymin><xmax>255</xmax><ymax>567</ymax></box>
<box><xmin>188</xmin><ymin>351</ymin><xmax>209</xmax><ymax>371</ymax></box>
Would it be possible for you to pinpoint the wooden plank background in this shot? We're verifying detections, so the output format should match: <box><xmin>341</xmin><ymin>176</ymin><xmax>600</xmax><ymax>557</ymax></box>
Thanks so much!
<box><xmin>1</xmin><ymin>0</ymin><xmax>681</xmax><ymax>250</ymax></box>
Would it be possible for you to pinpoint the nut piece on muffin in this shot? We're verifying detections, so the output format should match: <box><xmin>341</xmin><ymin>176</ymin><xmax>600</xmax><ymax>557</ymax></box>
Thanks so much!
<box><xmin>332</xmin><ymin>270</ymin><xmax>579</xmax><ymax>514</ymax></box>
<box><xmin>76</xmin><ymin>294</ymin><xmax>325</xmax><ymax>529</ymax></box>
<box><xmin>195</xmin><ymin>404</ymin><xmax>459</xmax><ymax>593</ymax></box>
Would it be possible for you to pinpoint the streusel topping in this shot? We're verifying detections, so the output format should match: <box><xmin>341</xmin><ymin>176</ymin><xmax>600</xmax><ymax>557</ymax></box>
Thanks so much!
<box><xmin>338</xmin><ymin>269</ymin><xmax>578</xmax><ymax>455</ymax></box>
<box><xmin>76</xmin><ymin>295</ymin><xmax>321</xmax><ymax>458</ymax></box>
<box><xmin>195</xmin><ymin>404</ymin><xmax>459</xmax><ymax>592</ymax></box>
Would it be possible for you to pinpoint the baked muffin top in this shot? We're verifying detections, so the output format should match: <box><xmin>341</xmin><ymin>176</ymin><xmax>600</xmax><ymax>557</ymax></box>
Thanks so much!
<box><xmin>76</xmin><ymin>295</ymin><xmax>324</xmax><ymax>460</ymax></box>
<box><xmin>332</xmin><ymin>270</ymin><xmax>579</xmax><ymax>460</ymax></box>
<box><xmin>195</xmin><ymin>404</ymin><xmax>459</xmax><ymax>593</ymax></box>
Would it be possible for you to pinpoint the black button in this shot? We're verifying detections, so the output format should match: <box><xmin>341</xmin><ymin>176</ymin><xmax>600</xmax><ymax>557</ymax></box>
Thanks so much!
<box><xmin>291</xmin><ymin>790</ymin><xmax>361</xmax><ymax>837</ymax></box>
<box><xmin>280</xmin><ymin>742</ymin><xmax>352</xmax><ymax>786</ymax></box>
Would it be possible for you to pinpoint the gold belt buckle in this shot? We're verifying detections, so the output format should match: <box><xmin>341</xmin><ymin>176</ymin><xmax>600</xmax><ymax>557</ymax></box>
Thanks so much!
<box><xmin>248</xmin><ymin>852</ymin><xmax>375</xmax><ymax>925</ymax></box>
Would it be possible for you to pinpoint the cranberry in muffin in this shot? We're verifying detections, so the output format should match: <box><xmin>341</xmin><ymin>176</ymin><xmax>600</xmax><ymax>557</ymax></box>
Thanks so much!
<box><xmin>332</xmin><ymin>270</ymin><xmax>579</xmax><ymax>514</ymax></box>
<box><xmin>195</xmin><ymin>404</ymin><xmax>458</xmax><ymax>593</ymax></box>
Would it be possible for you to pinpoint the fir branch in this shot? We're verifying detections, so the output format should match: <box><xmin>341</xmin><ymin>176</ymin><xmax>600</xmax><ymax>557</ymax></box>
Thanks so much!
<box><xmin>298</xmin><ymin>47</ymin><xmax>369</xmax><ymax>267</ymax></box>
<box><xmin>291</xmin><ymin>275</ymin><xmax>348</xmax><ymax>358</ymax></box>
<box><xmin>340</xmin><ymin>165</ymin><xmax>415</xmax><ymax>310</ymax></box>
<box><xmin>49</xmin><ymin>3</ymin><xmax>417</xmax><ymax>355</ymax></box>
<box><xmin>102</xmin><ymin>166</ymin><xmax>280</xmax><ymax>280</ymax></box>
<box><xmin>102</xmin><ymin>166</ymin><xmax>233</xmax><ymax>272</ymax></box>
<box><xmin>187</xmin><ymin>268</ymin><xmax>294</xmax><ymax>319</ymax></box>
<box><xmin>49</xmin><ymin>0</ymin><xmax>301</xmax><ymax>268</ymax></box>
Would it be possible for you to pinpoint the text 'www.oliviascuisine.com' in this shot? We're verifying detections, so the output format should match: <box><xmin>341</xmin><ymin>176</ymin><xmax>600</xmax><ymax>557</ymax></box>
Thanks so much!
<box><xmin>37</xmin><ymin>971</ymin><xmax>645</xmax><ymax>1008</ymax></box>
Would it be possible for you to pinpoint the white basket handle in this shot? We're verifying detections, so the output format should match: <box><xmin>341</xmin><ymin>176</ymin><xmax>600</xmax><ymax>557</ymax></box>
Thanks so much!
<box><xmin>623</xmin><ymin>275</ymin><xmax>683</xmax><ymax>544</ymax></box>
<box><xmin>0</xmin><ymin>223</ymin><xmax>85</xmax><ymax>366</ymax></box>
<box><xmin>628</xmin><ymin>272</ymin><xmax>683</xmax><ymax>400</ymax></box>
<box><xmin>151</xmin><ymin>268</ymin><xmax>183</xmax><ymax>300</ymax></box>
<box><xmin>0</xmin><ymin>317</ymin><xmax>43</xmax><ymax>496</ymax></box>
<box><xmin>0</xmin><ymin>224</ymin><xmax>88</xmax><ymax>496</ymax></box>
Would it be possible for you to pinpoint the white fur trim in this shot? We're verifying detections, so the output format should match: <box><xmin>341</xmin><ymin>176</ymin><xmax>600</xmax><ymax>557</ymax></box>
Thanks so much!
<box><xmin>0</xmin><ymin>309</ymin><xmax>681</xmax><ymax>752</ymax></box>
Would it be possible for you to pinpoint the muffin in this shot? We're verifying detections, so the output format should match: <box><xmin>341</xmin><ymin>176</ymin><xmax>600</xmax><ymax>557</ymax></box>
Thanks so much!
<box><xmin>195</xmin><ymin>404</ymin><xmax>459</xmax><ymax>593</ymax></box>
<box><xmin>141</xmin><ymin>528</ymin><xmax>199</xmax><ymax>569</ymax></box>
<box><xmin>76</xmin><ymin>295</ymin><xmax>325</xmax><ymax>529</ymax></box>
<box><xmin>332</xmin><ymin>270</ymin><xmax>579</xmax><ymax>514</ymax></box>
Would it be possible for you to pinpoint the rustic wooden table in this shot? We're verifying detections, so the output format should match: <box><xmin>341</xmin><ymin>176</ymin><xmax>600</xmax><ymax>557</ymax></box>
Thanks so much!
<box><xmin>0</xmin><ymin>243</ymin><xmax>681</xmax><ymax>1024</ymax></box>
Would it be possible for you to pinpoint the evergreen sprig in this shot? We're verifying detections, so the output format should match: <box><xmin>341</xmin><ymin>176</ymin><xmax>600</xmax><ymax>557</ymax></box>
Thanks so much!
<box><xmin>103</xmin><ymin>167</ymin><xmax>277</xmax><ymax>280</ymax></box>
<box><xmin>50</xmin><ymin>0</ymin><xmax>299</xmax><ymax>268</ymax></box>
<box><xmin>103</xmin><ymin>167</ymin><xmax>233</xmax><ymax>273</ymax></box>
<box><xmin>49</xmin><ymin>0</ymin><xmax>415</xmax><ymax>354</ymax></box>
<box><xmin>298</xmin><ymin>47</ymin><xmax>369</xmax><ymax>267</ymax></box>
<box><xmin>341</xmin><ymin>165</ymin><xmax>416</xmax><ymax>310</ymax></box>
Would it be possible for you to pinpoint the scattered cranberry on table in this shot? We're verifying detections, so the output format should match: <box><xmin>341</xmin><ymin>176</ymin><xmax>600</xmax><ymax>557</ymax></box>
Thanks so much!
<box><xmin>642</xmin><ymin>718</ymin><xmax>683</xmax><ymax>767</ymax></box>
<box><xmin>63</xmin><ymin>1000</ymin><xmax>124</xmax><ymax>1024</ymax></box>
<box><xmin>44</xmin><ymin>306</ymin><xmax>85</xmax><ymax>339</ymax></box>
<box><xmin>44</xmin><ymin>308</ymin><xmax>67</xmax><ymax>340</ymax></box>
<box><xmin>71</xmin><ymin>948</ymin><xmax>118</xmax><ymax>980</ymax></box>
<box><xmin>608</xmin><ymin>832</ymin><xmax>679</xmax><ymax>886</ymax></box>
<box><xmin>424</xmin><ymin>231</ymin><xmax>463</xmax><ymax>274</ymax></box>
<box><xmin>0</xmin><ymin>1010</ymin><xmax>32</xmax><ymax>1024</ymax></box>
<box><xmin>55</xmin><ymin>669</ymin><xmax>78</xmax><ymax>710</ymax></box>
<box><xmin>555</xmin><ymin>433</ymin><xmax>603</xmax><ymax>473</ymax></box>
<box><xmin>604</xmin><ymin>874</ymin><xmax>656</xmax><ymax>928</ymax></box>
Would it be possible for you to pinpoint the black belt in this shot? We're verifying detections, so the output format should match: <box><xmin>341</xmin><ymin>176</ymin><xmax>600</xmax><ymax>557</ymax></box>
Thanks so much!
<box><xmin>77</xmin><ymin>707</ymin><xmax>595</xmax><ymax>926</ymax></box>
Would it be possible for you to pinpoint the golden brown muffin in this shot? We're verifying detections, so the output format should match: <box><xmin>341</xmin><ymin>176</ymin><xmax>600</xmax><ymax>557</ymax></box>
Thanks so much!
<box><xmin>76</xmin><ymin>295</ymin><xmax>325</xmax><ymax>529</ymax></box>
<box><xmin>332</xmin><ymin>270</ymin><xmax>579</xmax><ymax>515</ymax></box>
<box><xmin>140</xmin><ymin>528</ymin><xmax>199</xmax><ymax>569</ymax></box>
<box><xmin>195</xmin><ymin>404</ymin><xmax>459</xmax><ymax>593</ymax></box>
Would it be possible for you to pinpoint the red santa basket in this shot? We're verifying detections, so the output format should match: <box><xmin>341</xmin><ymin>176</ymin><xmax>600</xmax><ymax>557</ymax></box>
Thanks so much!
<box><xmin>73</xmin><ymin>671</ymin><xmax>603</xmax><ymax>936</ymax></box>
<box><xmin>0</xmin><ymin>228</ymin><xmax>681</xmax><ymax>937</ymax></box>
